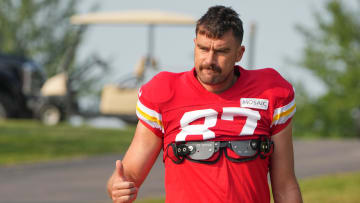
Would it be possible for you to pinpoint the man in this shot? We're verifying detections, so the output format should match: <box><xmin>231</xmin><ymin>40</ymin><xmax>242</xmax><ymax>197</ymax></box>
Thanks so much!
<box><xmin>107</xmin><ymin>5</ymin><xmax>303</xmax><ymax>203</ymax></box>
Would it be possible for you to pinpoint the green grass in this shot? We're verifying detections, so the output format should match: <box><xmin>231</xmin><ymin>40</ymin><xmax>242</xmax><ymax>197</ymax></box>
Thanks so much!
<box><xmin>134</xmin><ymin>172</ymin><xmax>360</xmax><ymax>203</ymax></box>
<box><xmin>300</xmin><ymin>172</ymin><xmax>360</xmax><ymax>203</ymax></box>
<box><xmin>0</xmin><ymin>119</ymin><xmax>135</xmax><ymax>165</ymax></box>
<box><xmin>135</xmin><ymin>198</ymin><xmax>165</xmax><ymax>203</ymax></box>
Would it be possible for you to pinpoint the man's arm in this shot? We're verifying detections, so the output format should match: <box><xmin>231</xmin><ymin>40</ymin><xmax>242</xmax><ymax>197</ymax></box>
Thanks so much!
<box><xmin>107</xmin><ymin>121</ymin><xmax>163</xmax><ymax>202</ymax></box>
<box><xmin>270</xmin><ymin>121</ymin><xmax>303</xmax><ymax>203</ymax></box>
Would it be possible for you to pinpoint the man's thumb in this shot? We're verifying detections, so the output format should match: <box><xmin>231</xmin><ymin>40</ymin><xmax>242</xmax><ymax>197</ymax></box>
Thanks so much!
<box><xmin>115</xmin><ymin>160</ymin><xmax>126</xmax><ymax>180</ymax></box>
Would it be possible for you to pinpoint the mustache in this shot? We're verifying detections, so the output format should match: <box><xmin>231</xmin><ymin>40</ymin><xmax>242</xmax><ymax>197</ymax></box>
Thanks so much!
<box><xmin>200</xmin><ymin>64</ymin><xmax>222</xmax><ymax>73</ymax></box>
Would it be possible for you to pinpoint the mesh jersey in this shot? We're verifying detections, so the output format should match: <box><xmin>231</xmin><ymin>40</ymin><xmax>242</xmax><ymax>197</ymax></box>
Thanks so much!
<box><xmin>136</xmin><ymin>66</ymin><xmax>296</xmax><ymax>203</ymax></box>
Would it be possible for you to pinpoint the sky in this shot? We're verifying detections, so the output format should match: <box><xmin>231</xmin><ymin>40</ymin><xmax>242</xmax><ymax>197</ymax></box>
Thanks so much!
<box><xmin>75</xmin><ymin>0</ymin><xmax>345</xmax><ymax>97</ymax></box>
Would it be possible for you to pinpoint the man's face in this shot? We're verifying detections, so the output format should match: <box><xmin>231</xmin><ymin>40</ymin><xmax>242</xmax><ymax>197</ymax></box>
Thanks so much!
<box><xmin>194</xmin><ymin>30</ymin><xmax>245</xmax><ymax>87</ymax></box>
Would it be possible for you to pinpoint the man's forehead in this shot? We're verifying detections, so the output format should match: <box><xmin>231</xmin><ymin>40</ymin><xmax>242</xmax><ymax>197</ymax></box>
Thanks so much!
<box><xmin>196</xmin><ymin>31</ymin><xmax>236</xmax><ymax>47</ymax></box>
<box><xmin>197</xmin><ymin>27</ymin><xmax>231</xmax><ymax>40</ymax></box>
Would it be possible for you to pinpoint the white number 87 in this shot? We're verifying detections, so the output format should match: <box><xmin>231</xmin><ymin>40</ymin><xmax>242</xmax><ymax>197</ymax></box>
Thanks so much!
<box><xmin>175</xmin><ymin>107</ymin><xmax>261</xmax><ymax>142</ymax></box>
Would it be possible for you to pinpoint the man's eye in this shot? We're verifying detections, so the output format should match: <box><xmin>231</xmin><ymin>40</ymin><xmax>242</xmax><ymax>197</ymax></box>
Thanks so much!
<box><xmin>217</xmin><ymin>49</ymin><xmax>228</xmax><ymax>53</ymax></box>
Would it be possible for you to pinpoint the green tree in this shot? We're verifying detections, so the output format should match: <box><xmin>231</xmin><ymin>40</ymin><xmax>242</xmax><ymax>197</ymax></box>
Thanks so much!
<box><xmin>294</xmin><ymin>0</ymin><xmax>360</xmax><ymax>137</ymax></box>
<box><xmin>0</xmin><ymin>0</ymin><xmax>108</xmax><ymax>112</ymax></box>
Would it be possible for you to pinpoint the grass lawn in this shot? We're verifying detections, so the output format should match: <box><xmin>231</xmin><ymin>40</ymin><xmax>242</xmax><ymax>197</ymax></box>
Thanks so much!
<box><xmin>135</xmin><ymin>198</ymin><xmax>165</xmax><ymax>203</ymax></box>
<box><xmin>299</xmin><ymin>172</ymin><xmax>360</xmax><ymax>203</ymax></box>
<box><xmin>0</xmin><ymin>119</ymin><xmax>135</xmax><ymax>165</ymax></box>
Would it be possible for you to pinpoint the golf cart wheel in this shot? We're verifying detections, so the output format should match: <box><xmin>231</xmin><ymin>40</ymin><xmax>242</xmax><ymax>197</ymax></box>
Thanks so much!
<box><xmin>39</xmin><ymin>104</ymin><xmax>62</xmax><ymax>125</ymax></box>
<box><xmin>0</xmin><ymin>101</ymin><xmax>6</xmax><ymax>119</ymax></box>
<box><xmin>0</xmin><ymin>93</ymin><xmax>13</xmax><ymax>119</ymax></box>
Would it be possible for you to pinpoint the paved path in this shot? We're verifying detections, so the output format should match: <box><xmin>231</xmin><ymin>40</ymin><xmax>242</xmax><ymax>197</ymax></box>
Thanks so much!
<box><xmin>1</xmin><ymin>140</ymin><xmax>360</xmax><ymax>203</ymax></box>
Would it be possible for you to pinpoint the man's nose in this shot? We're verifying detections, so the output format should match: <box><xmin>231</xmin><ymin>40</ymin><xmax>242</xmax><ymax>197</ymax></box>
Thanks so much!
<box><xmin>204</xmin><ymin>50</ymin><xmax>215</xmax><ymax>65</ymax></box>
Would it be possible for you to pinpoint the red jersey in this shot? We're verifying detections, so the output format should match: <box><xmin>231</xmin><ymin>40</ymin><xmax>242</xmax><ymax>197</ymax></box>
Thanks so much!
<box><xmin>136</xmin><ymin>66</ymin><xmax>295</xmax><ymax>203</ymax></box>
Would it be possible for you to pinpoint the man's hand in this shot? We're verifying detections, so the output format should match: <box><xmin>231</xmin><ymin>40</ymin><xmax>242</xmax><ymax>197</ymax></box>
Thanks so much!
<box><xmin>110</xmin><ymin>160</ymin><xmax>138</xmax><ymax>203</ymax></box>
<box><xmin>106</xmin><ymin>121</ymin><xmax>163</xmax><ymax>202</ymax></box>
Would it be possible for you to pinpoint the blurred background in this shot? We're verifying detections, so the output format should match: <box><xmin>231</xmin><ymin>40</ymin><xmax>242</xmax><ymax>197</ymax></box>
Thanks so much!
<box><xmin>0</xmin><ymin>0</ymin><xmax>359</xmax><ymax>202</ymax></box>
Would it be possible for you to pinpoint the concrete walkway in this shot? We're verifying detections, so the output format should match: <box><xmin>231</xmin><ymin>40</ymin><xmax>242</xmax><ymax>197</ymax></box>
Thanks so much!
<box><xmin>1</xmin><ymin>140</ymin><xmax>360</xmax><ymax>203</ymax></box>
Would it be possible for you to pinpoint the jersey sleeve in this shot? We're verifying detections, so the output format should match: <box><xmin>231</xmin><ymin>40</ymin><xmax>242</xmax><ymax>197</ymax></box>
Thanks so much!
<box><xmin>270</xmin><ymin>75</ymin><xmax>296</xmax><ymax>135</ymax></box>
<box><xmin>136</xmin><ymin>72</ymin><xmax>173</xmax><ymax>138</ymax></box>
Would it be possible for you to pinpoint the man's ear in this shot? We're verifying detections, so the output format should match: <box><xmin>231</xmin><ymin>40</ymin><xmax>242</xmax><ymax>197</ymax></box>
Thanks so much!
<box><xmin>236</xmin><ymin>45</ymin><xmax>246</xmax><ymax>62</ymax></box>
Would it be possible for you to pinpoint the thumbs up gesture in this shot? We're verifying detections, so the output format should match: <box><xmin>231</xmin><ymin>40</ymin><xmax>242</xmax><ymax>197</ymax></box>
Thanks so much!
<box><xmin>110</xmin><ymin>160</ymin><xmax>138</xmax><ymax>203</ymax></box>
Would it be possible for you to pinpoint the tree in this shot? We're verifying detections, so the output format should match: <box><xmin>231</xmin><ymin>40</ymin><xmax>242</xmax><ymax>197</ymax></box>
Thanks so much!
<box><xmin>294</xmin><ymin>0</ymin><xmax>360</xmax><ymax>137</ymax></box>
<box><xmin>0</xmin><ymin>0</ymin><xmax>109</xmax><ymax>114</ymax></box>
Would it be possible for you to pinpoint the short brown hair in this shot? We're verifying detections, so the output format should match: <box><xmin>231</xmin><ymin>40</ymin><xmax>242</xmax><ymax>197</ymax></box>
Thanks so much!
<box><xmin>196</xmin><ymin>5</ymin><xmax>244</xmax><ymax>44</ymax></box>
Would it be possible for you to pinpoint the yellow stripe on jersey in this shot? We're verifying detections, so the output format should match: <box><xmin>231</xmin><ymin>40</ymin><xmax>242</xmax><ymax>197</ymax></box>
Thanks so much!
<box><xmin>136</xmin><ymin>100</ymin><xmax>163</xmax><ymax>131</ymax></box>
<box><xmin>272</xmin><ymin>98</ymin><xmax>296</xmax><ymax>126</ymax></box>
<box><xmin>136</xmin><ymin>105</ymin><xmax>163</xmax><ymax>127</ymax></box>
<box><xmin>273</xmin><ymin>103</ymin><xmax>296</xmax><ymax>121</ymax></box>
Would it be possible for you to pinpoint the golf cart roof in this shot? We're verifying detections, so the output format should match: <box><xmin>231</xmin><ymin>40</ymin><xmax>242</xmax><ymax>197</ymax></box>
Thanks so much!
<box><xmin>70</xmin><ymin>10</ymin><xmax>196</xmax><ymax>25</ymax></box>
